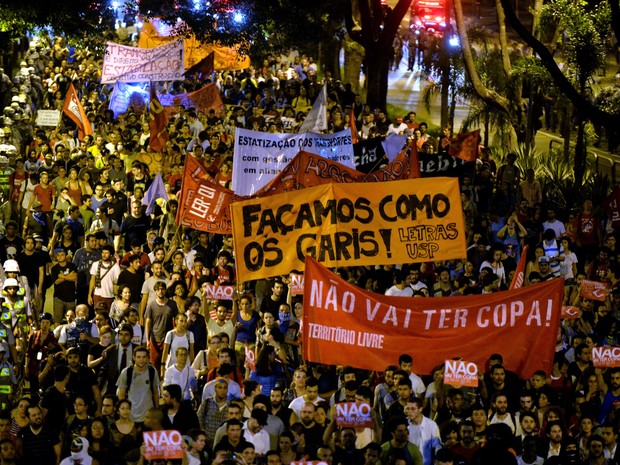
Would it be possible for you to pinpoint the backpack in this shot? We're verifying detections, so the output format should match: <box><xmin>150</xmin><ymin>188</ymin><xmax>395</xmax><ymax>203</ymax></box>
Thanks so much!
<box><xmin>125</xmin><ymin>364</ymin><xmax>156</xmax><ymax>394</ymax></box>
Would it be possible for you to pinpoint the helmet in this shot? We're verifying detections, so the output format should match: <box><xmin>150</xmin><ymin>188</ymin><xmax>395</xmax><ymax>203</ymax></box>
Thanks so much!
<box><xmin>10</xmin><ymin>96</ymin><xmax>18</xmax><ymax>103</ymax></box>
<box><xmin>3</xmin><ymin>278</ymin><xmax>18</xmax><ymax>289</ymax></box>
<box><xmin>3</xmin><ymin>260</ymin><xmax>20</xmax><ymax>273</ymax></box>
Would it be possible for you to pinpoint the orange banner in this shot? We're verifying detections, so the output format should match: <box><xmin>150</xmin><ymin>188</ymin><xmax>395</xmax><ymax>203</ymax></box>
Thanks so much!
<box><xmin>176</xmin><ymin>155</ymin><xmax>238</xmax><ymax>234</ymax></box>
<box><xmin>580</xmin><ymin>279</ymin><xmax>608</xmax><ymax>301</ymax></box>
<box><xmin>303</xmin><ymin>257</ymin><xmax>564</xmax><ymax>378</ymax></box>
<box><xmin>254</xmin><ymin>145</ymin><xmax>420</xmax><ymax>196</ymax></box>
<box><xmin>443</xmin><ymin>359</ymin><xmax>479</xmax><ymax>387</ymax></box>
<box><xmin>592</xmin><ymin>346</ymin><xmax>620</xmax><ymax>368</ymax></box>
<box><xmin>139</xmin><ymin>20</ymin><xmax>250</xmax><ymax>70</ymax></box>
<box><xmin>231</xmin><ymin>177</ymin><xmax>466</xmax><ymax>281</ymax></box>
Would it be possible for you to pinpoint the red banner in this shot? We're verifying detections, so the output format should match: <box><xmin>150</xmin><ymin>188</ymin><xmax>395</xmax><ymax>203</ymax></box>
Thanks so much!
<box><xmin>143</xmin><ymin>430</ymin><xmax>185</xmax><ymax>460</ymax></box>
<box><xmin>245</xmin><ymin>343</ymin><xmax>256</xmax><ymax>371</ymax></box>
<box><xmin>580</xmin><ymin>279</ymin><xmax>608</xmax><ymax>301</ymax></box>
<box><xmin>159</xmin><ymin>83</ymin><xmax>224</xmax><ymax>115</ymax></box>
<box><xmin>592</xmin><ymin>346</ymin><xmax>620</xmax><ymax>368</ymax></box>
<box><xmin>149</xmin><ymin>87</ymin><xmax>169</xmax><ymax>152</ymax></box>
<box><xmin>303</xmin><ymin>257</ymin><xmax>563</xmax><ymax>378</ymax></box>
<box><xmin>448</xmin><ymin>129</ymin><xmax>480</xmax><ymax>162</ymax></box>
<box><xmin>254</xmin><ymin>145</ymin><xmax>420</xmax><ymax>196</ymax></box>
<box><xmin>176</xmin><ymin>155</ymin><xmax>238</xmax><ymax>234</ymax></box>
<box><xmin>510</xmin><ymin>244</ymin><xmax>529</xmax><ymax>289</ymax></box>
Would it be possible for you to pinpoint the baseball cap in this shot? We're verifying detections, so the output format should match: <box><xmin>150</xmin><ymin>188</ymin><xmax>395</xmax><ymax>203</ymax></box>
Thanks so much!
<box><xmin>538</xmin><ymin>256</ymin><xmax>550</xmax><ymax>263</ymax></box>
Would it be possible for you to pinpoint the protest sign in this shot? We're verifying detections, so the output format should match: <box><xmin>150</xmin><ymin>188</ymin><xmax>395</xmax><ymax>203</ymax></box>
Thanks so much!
<box><xmin>443</xmin><ymin>360</ymin><xmax>479</xmax><ymax>387</ymax></box>
<box><xmin>35</xmin><ymin>110</ymin><xmax>60</xmax><ymax>127</ymax></box>
<box><xmin>354</xmin><ymin>138</ymin><xmax>387</xmax><ymax>173</ymax></box>
<box><xmin>231</xmin><ymin>178</ymin><xmax>466</xmax><ymax>281</ymax></box>
<box><xmin>592</xmin><ymin>346</ymin><xmax>620</xmax><ymax>368</ymax></box>
<box><xmin>303</xmin><ymin>257</ymin><xmax>564</xmax><ymax>377</ymax></box>
<box><xmin>254</xmin><ymin>145</ymin><xmax>419</xmax><ymax>196</ymax></box>
<box><xmin>203</xmin><ymin>284</ymin><xmax>235</xmax><ymax>300</ymax></box>
<box><xmin>580</xmin><ymin>279</ymin><xmax>608</xmax><ymax>302</ymax></box>
<box><xmin>232</xmin><ymin>128</ymin><xmax>355</xmax><ymax>196</ymax></box>
<box><xmin>143</xmin><ymin>430</ymin><xmax>185</xmax><ymax>460</ymax></box>
<box><xmin>102</xmin><ymin>41</ymin><xmax>185</xmax><ymax>83</ymax></box>
<box><xmin>335</xmin><ymin>402</ymin><xmax>374</xmax><ymax>428</ymax></box>
<box><xmin>245</xmin><ymin>343</ymin><xmax>256</xmax><ymax>371</ymax></box>
<box><xmin>290</xmin><ymin>273</ymin><xmax>305</xmax><ymax>295</ymax></box>
<box><xmin>561</xmin><ymin>306</ymin><xmax>582</xmax><ymax>319</ymax></box>
<box><xmin>176</xmin><ymin>155</ymin><xmax>238</xmax><ymax>234</ymax></box>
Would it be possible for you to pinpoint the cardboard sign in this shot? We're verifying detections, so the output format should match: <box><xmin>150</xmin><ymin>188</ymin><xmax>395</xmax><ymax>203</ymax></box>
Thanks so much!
<box><xmin>561</xmin><ymin>306</ymin><xmax>582</xmax><ymax>320</ymax></box>
<box><xmin>592</xmin><ymin>346</ymin><xmax>620</xmax><ymax>368</ymax></box>
<box><xmin>202</xmin><ymin>284</ymin><xmax>235</xmax><ymax>300</ymax></box>
<box><xmin>143</xmin><ymin>430</ymin><xmax>185</xmax><ymax>460</ymax></box>
<box><xmin>35</xmin><ymin>110</ymin><xmax>61</xmax><ymax>127</ymax></box>
<box><xmin>303</xmin><ymin>257</ymin><xmax>564</xmax><ymax>378</ymax></box>
<box><xmin>102</xmin><ymin>40</ymin><xmax>185</xmax><ymax>83</ymax></box>
<box><xmin>245</xmin><ymin>343</ymin><xmax>256</xmax><ymax>371</ymax></box>
<box><xmin>290</xmin><ymin>273</ymin><xmax>305</xmax><ymax>295</ymax></box>
<box><xmin>231</xmin><ymin>178</ymin><xmax>466</xmax><ymax>281</ymax></box>
<box><xmin>335</xmin><ymin>401</ymin><xmax>374</xmax><ymax>428</ymax></box>
<box><xmin>444</xmin><ymin>359</ymin><xmax>479</xmax><ymax>387</ymax></box>
<box><xmin>580</xmin><ymin>280</ymin><xmax>608</xmax><ymax>302</ymax></box>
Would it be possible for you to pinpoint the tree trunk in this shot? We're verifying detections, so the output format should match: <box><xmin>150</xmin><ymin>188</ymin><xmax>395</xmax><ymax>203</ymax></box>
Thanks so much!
<box><xmin>562</xmin><ymin>105</ymin><xmax>571</xmax><ymax>161</ymax></box>
<box><xmin>343</xmin><ymin>34</ymin><xmax>365</xmax><ymax>94</ymax></box>
<box><xmin>574</xmin><ymin>117</ymin><xmax>587</xmax><ymax>188</ymax></box>
<box><xmin>365</xmin><ymin>46</ymin><xmax>391</xmax><ymax>109</ymax></box>
<box><xmin>319</xmin><ymin>39</ymin><xmax>342</xmax><ymax>81</ymax></box>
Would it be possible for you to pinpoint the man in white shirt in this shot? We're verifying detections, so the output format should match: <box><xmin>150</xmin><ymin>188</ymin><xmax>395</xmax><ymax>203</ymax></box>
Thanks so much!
<box><xmin>243</xmin><ymin>408</ymin><xmax>270</xmax><ymax>455</ymax></box>
<box><xmin>288</xmin><ymin>377</ymin><xmax>325</xmax><ymax>419</ymax></box>
<box><xmin>385</xmin><ymin>270</ymin><xmax>414</xmax><ymax>297</ymax></box>
<box><xmin>399</xmin><ymin>354</ymin><xmax>426</xmax><ymax>397</ymax></box>
<box><xmin>406</xmin><ymin>398</ymin><xmax>442</xmax><ymax>465</ymax></box>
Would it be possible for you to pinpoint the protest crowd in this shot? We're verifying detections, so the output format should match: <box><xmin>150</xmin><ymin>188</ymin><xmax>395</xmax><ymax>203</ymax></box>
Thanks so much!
<box><xmin>0</xmin><ymin>28</ymin><xmax>617</xmax><ymax>465</ymax></box>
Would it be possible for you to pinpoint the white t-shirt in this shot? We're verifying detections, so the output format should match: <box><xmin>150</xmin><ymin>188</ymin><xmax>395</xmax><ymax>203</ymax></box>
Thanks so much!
<box><xmin>163</xmin><ymin>330</ymin><xmax>195</xmax><ymax>367</ymax></box>
<box><xmin>89</xmin><ymin>260</ymin><xmax>121</xmax><ymax>298</ymax></box>
<box><xmin>385</xmin><ymin>285</ymin><xmax>414</xmax><ymax>297</ymax></box>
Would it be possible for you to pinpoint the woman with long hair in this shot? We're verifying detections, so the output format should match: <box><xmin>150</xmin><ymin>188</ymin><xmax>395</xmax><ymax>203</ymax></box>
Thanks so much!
<box><xmin>109</xmin><ymin>399</ymin><xmax>143</xmax><ymax>462</ymax></box>
<box><xmin>65</xmin><ymin>167</ymin><xmax>83</xmax><ymax>206</ymax></box>
<box><xmin>109</xmin><ymin>285</ymin><xmax>136</xmax><ymax>328</ymax></box>
<box><xmin>283</xmin><ymin>367</ymin><xmax>307</xmax><ymax>405</ymax></box>
<box><xmin>248</xmin><ymin>344</ymin><xmax>285</xmax><ymax>396</ymax></box>
<box><xmin>161</xmin><ymin>313</ymin><xmax>195</xmax><ymax>375</ymax></box>
<box><xmin>88</xmin><ymin>417</ymin><xmax>112</xmax><ymax>465</ymax></box>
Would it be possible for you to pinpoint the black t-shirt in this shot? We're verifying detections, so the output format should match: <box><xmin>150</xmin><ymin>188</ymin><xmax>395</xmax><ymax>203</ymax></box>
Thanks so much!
<box><xmin>66</xmin><ymin>365</ymin><xmax>97</xmax><ymax>408</ymax></box>
<box><xmin>0</xmin><ymin>235</ymin><xmax>24</xmax><ymax>262</ymax></box>
<box><xmin>40</xmin><ymin>385</ymin><xmax>68</xmax><ymax>436</ymax></box>
<box><xmin>19</xmin><ymin>425</ymin><xmax>58</xmax><ymax>465</ymax></box>
<box><xmin>17</xmin><ymin>250</ymin><xmax>48</xmax><ymax>287</ymax></box>
<box><xmin>117</xmin><ymin>269</ymin><xmax>145</xmax><ymax>305</ymax></box>
<box><xmin>50</xmin><ymin>262</ymin><xmax>77</xmax><ymax>301</ymax></box>
<box><xmin>121</xmin><ymin>214</ymin><xmax>151</xmax><ymax>252</ymax></box>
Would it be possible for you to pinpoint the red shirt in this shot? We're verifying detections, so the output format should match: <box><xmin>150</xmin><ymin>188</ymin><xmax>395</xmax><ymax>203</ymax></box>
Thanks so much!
<box><xmin>33</xmin><ymin>184</ymin><xmax>56</xmax><ymax>212</ymax></box>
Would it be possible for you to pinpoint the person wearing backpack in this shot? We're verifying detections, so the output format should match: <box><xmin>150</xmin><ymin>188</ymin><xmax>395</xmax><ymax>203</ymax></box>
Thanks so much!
<box><xmin>116</xmin><ymin>346</ymin><xmax>160</xmax><ymax>422</ymax></box>
<box><xmin>160</xmin><ymin>312</ymin><xmax>195</xmax><ymax>377</ymax></box>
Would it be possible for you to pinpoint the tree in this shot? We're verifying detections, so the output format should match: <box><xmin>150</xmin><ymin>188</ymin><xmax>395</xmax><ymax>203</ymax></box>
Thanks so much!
<box><xmin>344</xmin><ymin>0</ymin><xmax>411</xmax><ymax>109</ymax></box>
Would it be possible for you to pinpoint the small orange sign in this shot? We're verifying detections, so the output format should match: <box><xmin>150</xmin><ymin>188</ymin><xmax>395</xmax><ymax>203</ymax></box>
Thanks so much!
<box><xmin>443</xmin><ymin>359</ymin><xmax>479</xmax><ymax>387</ymax></box>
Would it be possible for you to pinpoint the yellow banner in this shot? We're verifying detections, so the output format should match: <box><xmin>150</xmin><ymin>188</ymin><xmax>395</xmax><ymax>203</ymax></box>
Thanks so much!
<box><xmin>138</xmin><ymin>20</ymin><xmax>250</xmax><ymax>70</ymax></box>
<box><xmin>231</xmin><ymin>178</ymin><xmax>467</xmax><ymax>281</ymax></box>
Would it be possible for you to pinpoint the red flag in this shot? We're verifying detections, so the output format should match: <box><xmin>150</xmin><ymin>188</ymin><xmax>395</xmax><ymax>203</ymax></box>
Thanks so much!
<box><xmin>350</xmin><ymin>108</ymin><xmax>359</xmax><ymax>144</ymax></box>
<box><xmin>62</xmin><ymin>83</ymin><xmax>92</xmax><ymax>140</ymax></box>
<box><xmin>176</xmin><ymin>155</ymin><xmax>238</xmax><ymax>234</ymax></box>
<box><xmin>408</xmin><ymin>141</ymin><xmax>421</xmax><ymax>179</ymax></box>
<box><xmin>149</xmin><ymin>87</ymin><xmax>169</xmax><ymax>152</ymax></box>
<box><xmin>183</xmin><ymin>51</ymin><xmax>215</xmax><ymax>79</ymax></box>
<box><xmin>510</xmin><ymin>244</ymin><xmax>529</xmax><ymax>289</ymax></box>
<box><xmin>448</xmin><ymin>129</ymin><xmax>480</xmax><ymax>162</ymax></box>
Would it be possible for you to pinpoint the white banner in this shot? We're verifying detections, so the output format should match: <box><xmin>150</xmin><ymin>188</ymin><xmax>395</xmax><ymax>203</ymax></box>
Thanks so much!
<box><xmin>231</xmin><ymin>128</ymin><xmax>355</xmax><ymax>196</ymax></box>
<box><xmin>101</xmin><ymin>41</ymin><xmax>185</xmax><ymax>84</ymax></box>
